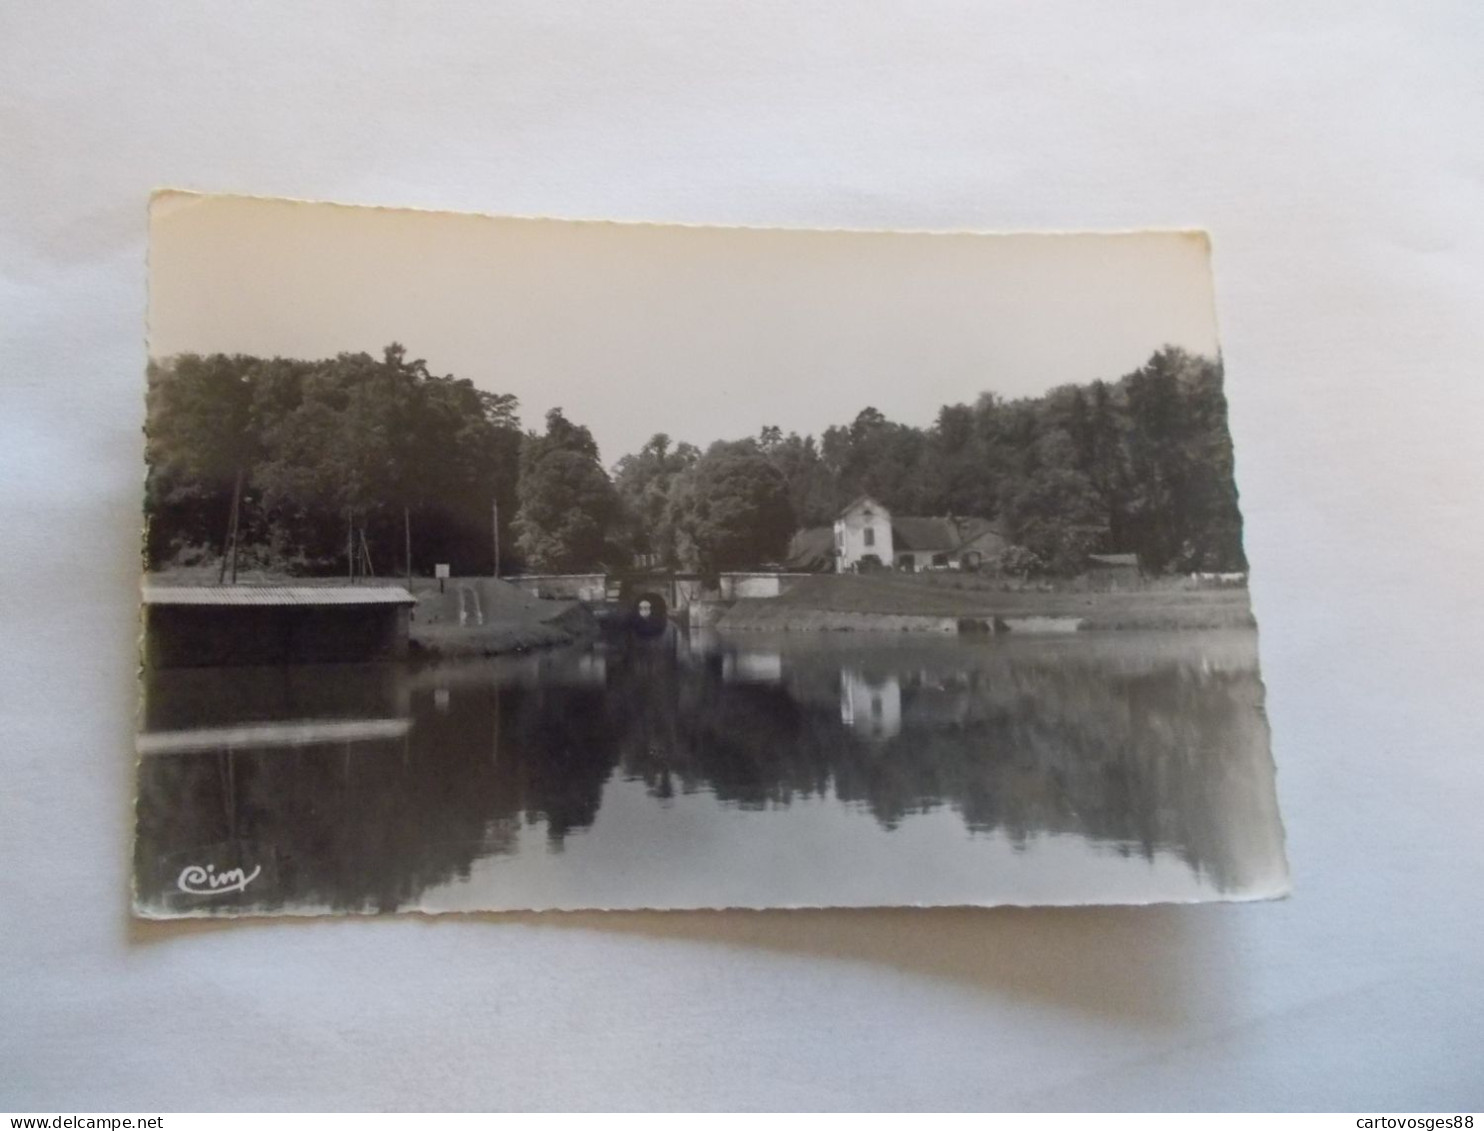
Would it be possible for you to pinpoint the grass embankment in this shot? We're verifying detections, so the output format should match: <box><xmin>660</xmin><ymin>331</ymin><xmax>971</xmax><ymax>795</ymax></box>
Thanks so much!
<box><xmin>144</xmin><ymin>569</ymin><xmax>594</xmax><ymax>656</ymax></box>
<box><xmin>405</xmin><ymin>577</ymin><xmax>593</xmax><ymax>657</ymax></box>
<box><xmin>726</xmin><ymin>572</ymin><xmax>1255</xmax><ymax>632</ymax></box>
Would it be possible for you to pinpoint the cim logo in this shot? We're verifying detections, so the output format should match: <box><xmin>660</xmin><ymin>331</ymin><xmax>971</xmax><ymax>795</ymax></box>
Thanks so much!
<box><xmin>176</xmin><ymin>862</ymin><xmax>262</xmax><ymax>896</ymax></box>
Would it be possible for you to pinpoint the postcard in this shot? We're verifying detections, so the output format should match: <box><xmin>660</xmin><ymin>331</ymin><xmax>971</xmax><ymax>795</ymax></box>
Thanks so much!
<box><xmin>135</xmin><ymin>193</ymin><xmax>1287</xmax><ymax>915</ymax></box>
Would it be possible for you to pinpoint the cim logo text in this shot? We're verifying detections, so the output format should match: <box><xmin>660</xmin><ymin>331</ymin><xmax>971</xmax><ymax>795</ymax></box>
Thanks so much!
<box><xmin>176</xmin><ymin>862</ymin><xmax>261</xmax><ymax>896</ymax></box>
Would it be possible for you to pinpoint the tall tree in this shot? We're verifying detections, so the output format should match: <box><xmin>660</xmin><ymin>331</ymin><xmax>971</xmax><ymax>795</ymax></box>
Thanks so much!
<box><xmin>612</xmin><ymin>433</ymin><xmax>699</xmax><ymax>568</ymax></box>
<box><xmin>1175</xmin><ymin>353</ymin><xmax>1245</xmax><ymax>570</ymax></box>
<box><xmin>998</xmin><ymin>429</ymin><xmax>1107</xmax><ymax>575</ymax></box>
<box><xmin>144</xmin><ymin>353</ymin><xmax>261</xmax><ymax>572</ymax></box>
<box><xmin>669</xmin><ymin>441</ymin><xmax>796</xmax><ymax>573</ymax></box>
<box><xmin>922</xmin><ymin>401</ymin><xmax>998</xmax><ymax>520</ymax></box>
<box><xmin>759</xmin><ymin>427</ymin><xmax>839</xmax><ymax>528</ymax></box>
<box><xmin>514</xmin><ymin>408</ymin><xmax>618</xmax><ymax>571</ymax></box>
<box><xmin>821</xmin><ymin>407</ymin><xmax>932</xmax><ymax>513</ymax></box>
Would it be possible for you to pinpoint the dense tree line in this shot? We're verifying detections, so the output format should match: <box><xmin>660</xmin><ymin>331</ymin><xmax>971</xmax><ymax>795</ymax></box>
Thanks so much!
<box><xmin>797</xmin><ymin>346</ymin><xmax>1246</xmax><ymax>574</ymax></box>
<box><xmin>145</xmin><ymin>343</ymin><xmax>1245</xmax><ymax>579</ymax></box>
<box><xmin>146</xmin><ymin>345</ymin><xmax>522</xmax><ymax>576</ymax></box>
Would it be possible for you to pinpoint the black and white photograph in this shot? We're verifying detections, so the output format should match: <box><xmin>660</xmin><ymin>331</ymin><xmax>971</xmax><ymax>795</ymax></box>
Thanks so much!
<box><xmin>12</xmin><ymin>0</ymin><xmax>1484</xmax><ymax>1113</ymax></box>
<box><xmin>135</xmin><ymin>192</ymin><xmax>1287</xmax><ymax>916</ymax></box>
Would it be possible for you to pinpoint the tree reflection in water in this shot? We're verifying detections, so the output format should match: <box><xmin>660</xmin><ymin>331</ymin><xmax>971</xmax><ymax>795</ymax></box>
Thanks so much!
<box><xmin>134</xmin><ymin>629</ymin><xmax>1278</xmax><ymax>915</ymax></box>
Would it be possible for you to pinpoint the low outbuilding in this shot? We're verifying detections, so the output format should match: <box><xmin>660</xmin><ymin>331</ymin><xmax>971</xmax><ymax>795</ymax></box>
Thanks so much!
<box><xmin>1084</xmin><ymin>553</ymin><xmax>1143</xmax><ymax>587</ymax></box>
<box><xmin>142</xmin><ymin>585</ymin><xmax>417</xmax><ymax>668</ymax></box>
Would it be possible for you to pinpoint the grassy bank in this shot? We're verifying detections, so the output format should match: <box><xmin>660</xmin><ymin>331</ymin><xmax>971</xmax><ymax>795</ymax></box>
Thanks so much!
<box><xmin>729</xmin><ymin>573</ymin><xmax>1255</xmax><ymax>632</ymax></box>
<box><xmin>405</xmin><ymin>577</ymin><xmax>595</xmax><ymax>657</ymax></box>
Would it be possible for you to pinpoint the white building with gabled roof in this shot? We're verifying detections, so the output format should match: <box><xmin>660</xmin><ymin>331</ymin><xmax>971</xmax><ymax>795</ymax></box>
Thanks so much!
<box><xmin>832</xmin><ymin>497</ymin><xmax>1005</xmax><ymax>573</ymax></box>
<box><xmin>833</xmin><ymin>496</ymin><xmax>894</xmax><ymax>572</ymax></box>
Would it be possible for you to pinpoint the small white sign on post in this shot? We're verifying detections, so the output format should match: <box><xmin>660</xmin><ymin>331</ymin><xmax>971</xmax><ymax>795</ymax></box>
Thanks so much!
<box><xmin>435</xmin><ymin>562</ymin><xmax>450</xmax><ymax>592</ymax></box>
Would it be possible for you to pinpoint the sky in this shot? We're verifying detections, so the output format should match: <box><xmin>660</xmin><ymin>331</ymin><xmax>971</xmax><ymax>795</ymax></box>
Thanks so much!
<box><xmin>149</xmin><ymin>192</ymin><xmax>1222</xmax><ymax>467</ymax></box>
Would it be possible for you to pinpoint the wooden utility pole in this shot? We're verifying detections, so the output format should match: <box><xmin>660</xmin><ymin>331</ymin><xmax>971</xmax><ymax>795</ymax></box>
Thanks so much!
<box><xmin>218</xmin><ymin>468</ymin><xmax>244</xmax><ymax>585</ymax></box>
<box><xmin>404</xmin><ymin>506</ymin><xmax>412</xmax><ymax>588</ymax></box>
<box><xmin>217</xmin><ymin>509</ymin><xmax>230</xmax><ymax>585</ymax></box>
<box><xmin>492</xmin><ymin>499</ymin><xmax>501</xmax><ymax>578</ymax></box>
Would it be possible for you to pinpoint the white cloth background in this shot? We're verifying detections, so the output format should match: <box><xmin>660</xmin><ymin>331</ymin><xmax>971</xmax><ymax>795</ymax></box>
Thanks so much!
<box><xmin>2</xmin><ymin>1</ymin><xmax>1481</xmax><ymax>1111</ymax></box>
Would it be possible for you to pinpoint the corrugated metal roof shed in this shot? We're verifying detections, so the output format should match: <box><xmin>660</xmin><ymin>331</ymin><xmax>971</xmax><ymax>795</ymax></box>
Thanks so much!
<box><xmin>142</xmin><ymin>586</ymin><xmax>416</xmax><ymax>607</ymax></box>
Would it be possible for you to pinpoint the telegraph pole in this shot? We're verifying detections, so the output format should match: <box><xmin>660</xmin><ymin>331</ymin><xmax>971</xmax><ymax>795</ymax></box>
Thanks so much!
<box><xmin>218</xmin><ymin>468</ymin><xmax>244</xmax><ymax>585</ymax></box>
<box><xmin>492</xmin><ymin>499</ymin><xmax>501</xmax><ymax>578</ymax></box>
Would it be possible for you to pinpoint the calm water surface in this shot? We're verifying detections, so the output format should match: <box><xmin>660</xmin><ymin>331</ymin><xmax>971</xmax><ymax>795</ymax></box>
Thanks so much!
<box><xmin>134</xmin><ymin>629</ymin><xmax>1287</xmax><ymax>915</ymax></box>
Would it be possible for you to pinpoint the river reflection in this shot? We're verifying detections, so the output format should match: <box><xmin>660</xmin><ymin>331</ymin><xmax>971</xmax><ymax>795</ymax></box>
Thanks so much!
<box><xmin>133</xmin><ymin>629</ymin><xmax>1288</xmax><ymax>916</ymax></box>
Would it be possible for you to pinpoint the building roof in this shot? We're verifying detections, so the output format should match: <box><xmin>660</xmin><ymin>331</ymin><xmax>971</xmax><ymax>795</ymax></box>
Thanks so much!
<box><xmin>142</xmin><ymin>585</ymin><xmax>417</xmax><ymax>607</ymax></box>
<box><xmin>891</xmin><ymin>516</ymin><xmax>1004</xmax><ymax>554</ymax></box>
<box><xmin>784</xmin><ymin>526</ymin><xmax>836</xmax><ymax>571</ymax></box>
<box><xmin>890</xmin><ymin>517</ymin><xmax>958</xmax><ymax>552</ymax></box>
<box><xmin>953</xmin><ymin>518</ymin><xmax>1005</xmax><ymax>551</ymax></box>
<box><xmin>1087</xmin><ymin>553</ymin><xmax>1140</xmax><ymax>568</ymax></box>
<box><xmin>837</xmin><ymin>495</ymin><xmax>886</xmax><ymax>517</ymax></box>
